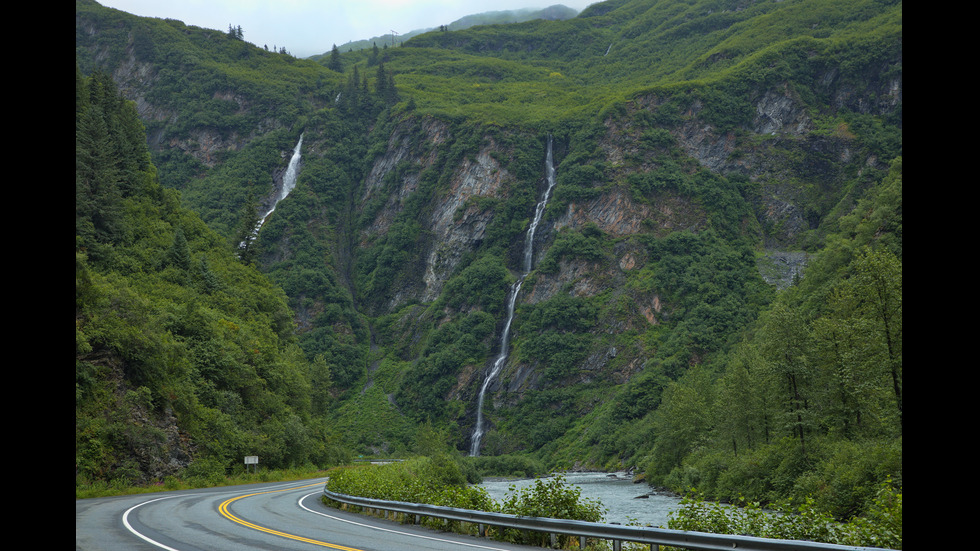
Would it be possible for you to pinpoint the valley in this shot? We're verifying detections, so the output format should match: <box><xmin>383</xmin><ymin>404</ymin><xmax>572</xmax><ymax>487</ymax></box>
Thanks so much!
<box><xmin>76</xmin><ymin>0</ymin><xmax>901</xmax><ymax>541</ymax></box>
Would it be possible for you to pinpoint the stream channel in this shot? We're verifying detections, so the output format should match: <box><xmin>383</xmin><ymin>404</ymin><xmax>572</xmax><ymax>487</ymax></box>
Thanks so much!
<box><xmin>477</xmin><ymin>471</ymin><xmax>683</xmax><ymax>528</ymax></box>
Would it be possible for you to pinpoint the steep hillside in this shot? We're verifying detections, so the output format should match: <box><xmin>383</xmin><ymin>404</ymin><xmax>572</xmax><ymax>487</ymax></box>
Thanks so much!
<box><xmin>76</xmin><ymin>0</ymin><xmax>901</xmax><ymax>516</ymax></box>
<box><xmin>76</xmin><ymin>68</ymin><xmax>350</xmax><ymax>486</ymax></box>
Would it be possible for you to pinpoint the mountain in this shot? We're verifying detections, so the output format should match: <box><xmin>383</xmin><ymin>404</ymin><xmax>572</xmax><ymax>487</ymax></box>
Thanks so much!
<box><xmin>311</xmin><ymin>4</ymin><xmax>580</xmax><ymax>56</ymax></box>
<box><xmin>76</xmin><ymin>0</ymin><xmax>901</xmax><ymax>519</ymax></box>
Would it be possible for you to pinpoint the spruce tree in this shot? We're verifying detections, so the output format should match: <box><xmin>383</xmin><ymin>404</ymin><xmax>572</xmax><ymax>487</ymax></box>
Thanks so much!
<box><xmin>166</xmin><ymin>228</ymin><xmax>191</xmax><ymax>271</ymax></box>
<box><xmin>234</xmin><ymin>192</ymin><xmax>261</xmax><ymax>265</ymax></box>
<box><xmin>328</xmin><ymin>45</ymin><xmax>342</xmax><ymax>72</ymax></box>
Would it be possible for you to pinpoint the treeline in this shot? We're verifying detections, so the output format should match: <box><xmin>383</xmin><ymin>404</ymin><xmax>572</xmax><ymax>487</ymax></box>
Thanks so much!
<box><xmin>76</xmin><ymin>67</ymin><xmax>350</xmax><ymax>489</ymax></box>
<box><xmin>624</xmin><ymin>160</ymin><xmax>902</xmax><ymax>520</ymax></box>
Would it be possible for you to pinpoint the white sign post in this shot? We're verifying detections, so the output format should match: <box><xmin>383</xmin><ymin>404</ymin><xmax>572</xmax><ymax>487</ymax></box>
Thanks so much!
<box><xmin>244</xmin><ymin>455</ymin><xmax>259</xmax><ymax>474</ymax></box>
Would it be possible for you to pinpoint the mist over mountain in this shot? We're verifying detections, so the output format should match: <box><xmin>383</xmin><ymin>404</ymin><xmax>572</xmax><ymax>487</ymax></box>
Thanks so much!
<box><xmin>314</xmin><ymin>4</ymin><xmax>581</xmax><ymax>56</ymax></box>
<box><xmin>76</xmin><ymin>0</ymin><xmax>901</xmax><ymax>527</ymax></box>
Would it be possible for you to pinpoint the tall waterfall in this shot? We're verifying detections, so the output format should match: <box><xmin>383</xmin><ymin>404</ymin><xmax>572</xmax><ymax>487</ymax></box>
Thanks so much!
<box><xmin>240</xmin><ymin>134</ymin><xmax>303</xmax><ymax>250</ymax></box>
<box><xmin>470</xmin><ymin>135</ymin><xmax>557</xmax><ymax>457</ymax></box>
<box><xmin>260</xmin><ymin>133</ymin><xmax>304</xmax><ymax>228</ymax></box>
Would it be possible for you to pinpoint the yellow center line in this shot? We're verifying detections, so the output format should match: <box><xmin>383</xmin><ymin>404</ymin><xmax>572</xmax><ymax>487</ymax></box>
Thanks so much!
<box><xmin>218</xmin><ymin>481</ymin><xmax>364</xmax><ymax>551</ymax></box>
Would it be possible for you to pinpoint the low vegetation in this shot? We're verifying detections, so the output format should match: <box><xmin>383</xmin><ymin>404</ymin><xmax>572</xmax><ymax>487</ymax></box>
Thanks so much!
<box><xmin>324</xmin><ymin>456</ymin><xmax>900</xmax><ymax>550</ymax></box>
<box><xmin>666</xmin><ymin>481</ymin><xmax>902</xmax><ymax>550</ymax></box>
<box><xmin>324</xmin><ymin>457</ymin><xmax>604</xmax><ymax>547</ymax></box>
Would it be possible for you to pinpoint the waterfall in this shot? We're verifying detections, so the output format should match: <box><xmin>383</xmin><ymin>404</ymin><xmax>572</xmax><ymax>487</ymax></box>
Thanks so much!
<box><xmin>239</xmin><ymin>134</ymin><xmax>303</xmax><ymax>250</ymax></box>
<box><xmin>470</xmin><ymin>135</ymin><xmax>557</xmax><ymax>457</ymax></box>
<box><xmin>260</xmin><ymin>133</ymin><xmax>304</xmax><ymax>227</ymax></box>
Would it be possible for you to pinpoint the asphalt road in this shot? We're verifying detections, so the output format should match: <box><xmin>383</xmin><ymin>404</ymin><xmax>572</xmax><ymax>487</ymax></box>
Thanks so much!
<box><xmin>75</xmin><ymin>477</ymin><xmax>542</xmax><ymax>550</ymax></box>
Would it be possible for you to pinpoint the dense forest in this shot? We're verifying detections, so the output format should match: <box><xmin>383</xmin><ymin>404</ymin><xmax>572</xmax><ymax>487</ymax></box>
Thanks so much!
<box><xmin>76</xmin><ymin>0</ymin><xmax>901</xmax><ymax>532</ymax></box>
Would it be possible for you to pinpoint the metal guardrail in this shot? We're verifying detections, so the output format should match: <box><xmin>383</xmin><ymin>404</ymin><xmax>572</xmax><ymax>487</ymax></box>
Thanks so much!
<box><xmin>321</xmin><ymin>486</ymin><xmax>898</xmax><ymax>551</ymax></box>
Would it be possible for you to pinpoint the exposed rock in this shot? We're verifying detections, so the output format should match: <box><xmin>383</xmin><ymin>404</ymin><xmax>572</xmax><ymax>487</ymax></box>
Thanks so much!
<box><xmin>556</xmin><ymin>188</ymin><xmax>701</xmax><ymax>237</ymax></box>
<box><xmin>758</xmin><ymin>250</ymin><xmax>809</xmax><ymax>289</ymax></box>
<box><xmin>752</xmin><ymin>85</ymin><xmax>812</xmax><ymax>136</ymax></box>
<box><xmin>423</xmin><ymin>146</ymin><xmax>512</xmax><ymax>301</ymax></box>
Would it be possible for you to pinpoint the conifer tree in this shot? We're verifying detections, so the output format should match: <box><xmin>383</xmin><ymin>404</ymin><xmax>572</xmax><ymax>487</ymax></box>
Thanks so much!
<box><xmin>166</xmin><ymin>228</ymin><xmax>191</xmax><ymax>271</ymax></box>
<box><xmin>375</xmin><ymin>62</ymin><xmax>389</xmax><ymax>101</ymax></box>
<box><xmin>76</xmin><ymin>71</ymin><xmax>122</xmax><ymax>250</ymax></box>
<box><xmin>199</xmin><ymin>255</ymin><xmax>220</xmax><ymax>294</ymax></box>
<box><xmin>234</xmin><ymin>192</ymin><xmax>260</xmax><ymax>265</ymax></box>
<box><xmin>328</xmin><ymin>44</ymin><xmax>342</xmax><ymax>72</ymax></box>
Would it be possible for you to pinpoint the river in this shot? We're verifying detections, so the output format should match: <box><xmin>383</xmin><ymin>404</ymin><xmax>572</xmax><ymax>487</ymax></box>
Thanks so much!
<box><xmin>478</xmin><ymin>471</ymin><xmax>683</xmax><ymax>528</ymax></box>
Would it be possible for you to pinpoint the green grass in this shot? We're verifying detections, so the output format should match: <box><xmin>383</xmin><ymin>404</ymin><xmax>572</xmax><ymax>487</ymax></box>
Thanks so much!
<box><xmin>75</xmin><ymin>466</ymin><xmax>338</xmax><ymax>500</ymax></box>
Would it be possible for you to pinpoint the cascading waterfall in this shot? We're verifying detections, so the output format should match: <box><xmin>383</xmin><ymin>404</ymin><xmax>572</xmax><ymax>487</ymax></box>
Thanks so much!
<box><xmin>470</xmin><ymin>135</ymin><xmax>557</xmax><ymax>457</ymax></box>
<box><xmin>239</xmin><ymin>134</ymin><xmax>303</xmax><ymax>250</ymax></box>
<box><xmin>260</xmin><ymin>133</ymin><xmax>304</xmax><ymax>228</ymax></box>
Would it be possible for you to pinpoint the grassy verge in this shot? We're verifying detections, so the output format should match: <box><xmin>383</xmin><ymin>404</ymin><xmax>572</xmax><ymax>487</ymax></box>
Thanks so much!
<box><xmin>75</xmin><ymin>465</ymin><xmax>338</xmax><ymax>499</ymax></box>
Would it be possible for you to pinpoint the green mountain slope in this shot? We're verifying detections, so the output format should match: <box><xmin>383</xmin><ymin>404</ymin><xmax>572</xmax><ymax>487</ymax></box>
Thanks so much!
<box><xmin>76</xmin><ymin>0</ymin><xmax>901</xmax><ymax>523</ymax></box>
<box><xmin>76</xmin><ymin>68</ymin><xmax>350</xmax><ymax>486</ymax></box>
<box><xmin>311</xmin><ymin>4</ymin><xmax>580</xmax><ymax>56</ymax></box>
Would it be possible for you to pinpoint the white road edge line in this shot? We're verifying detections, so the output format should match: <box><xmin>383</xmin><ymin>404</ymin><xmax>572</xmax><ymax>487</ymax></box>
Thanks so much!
<box><xmin>122</xmin><ymin>495</ymin><xmax>182</xmax><ymax>551</ymax></box>
<box><xmin>298</xmin><ymin>491</ymin><xmax>516</xmax><ymax>551</ymax></box>
<box><xmin>120</xmin><ymin>480</ymin><xmax>327</xmax><ymax>550</ymax></box>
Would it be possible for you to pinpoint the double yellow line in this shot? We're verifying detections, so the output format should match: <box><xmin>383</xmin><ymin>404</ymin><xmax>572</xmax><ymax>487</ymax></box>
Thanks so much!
<box><xmin>218</xmin><ymin>481</ymin><xmax>363</xmax><ymax>550</ymax></box>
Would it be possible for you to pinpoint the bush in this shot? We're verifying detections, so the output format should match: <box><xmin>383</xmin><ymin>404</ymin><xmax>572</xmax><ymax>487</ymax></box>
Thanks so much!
<box><xmin>498</xmin><ymin>474</ymin><xmax>605</xmax><ymax>547</ymax></box>
<box><xmin>325</xmin><ymin>462</ymin><xmax>609</xmax><ymax>547</ymax></box>
<box><xmin>471</xmin><ymin>454</ymin><xmax>547</xmax><ymax>478</ymax></box>
<box><xmin>325</xmin><ymin>456</ymin><xmax>486</xmax><ymax>505</ymax></box>
<box><xmin>667</xmin><ymin>479</ymin><xmax>902</xmax><ymax>549</ymax></box>
<box><xmin>184</xmin><ymin>457</ymin><xmax>228</xmax><ymax>488</ymax></box>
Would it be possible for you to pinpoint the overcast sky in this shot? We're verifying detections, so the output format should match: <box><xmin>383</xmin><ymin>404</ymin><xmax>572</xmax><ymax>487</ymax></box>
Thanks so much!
<box><xmin>98</xmin><ymin>0</ymin><xmax>599</xmax><ymax>59</ymax></box>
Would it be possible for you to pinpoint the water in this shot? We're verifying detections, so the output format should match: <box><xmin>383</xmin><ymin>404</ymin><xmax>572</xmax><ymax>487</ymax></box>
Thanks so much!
<box><xmin>470</xmin><ymin>136</ymin><xmax>558</xmax><ymax>457</ymax></box>
<box><xmin>478</xmin><ymin>472</ymin><xmax>682</xmax><ymax>528</ymax></box>
<box><xmin>260</xmin><ymin>133</ymin><xmax>304</xmax><ymax>227</ymax></box>
<box><xmin>238</xmin><ymin>134</ymin><xmax>303</xmax><ymax>251</ymax></box>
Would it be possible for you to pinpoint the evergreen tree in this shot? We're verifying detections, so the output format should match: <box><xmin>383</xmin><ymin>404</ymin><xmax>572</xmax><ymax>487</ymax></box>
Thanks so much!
<box><xmin>165</xmin><ymin>228</ymin><xmax>191</xmax><ymax>271</ymax></box>
<box><xmin>199</xmin><ymin>255</ymin><xmax>220</xmax><ymax>294</ymax></box>
<box><xmin>375</xmin><ymin>62</ymin><xmax>388</xmax><ymax>100</ymax></box>
<box><xmin>234</xmin><ymin>192</ymin><xmax>261</xmax><ymax>265</ymax></box>
<box><xmin>76</xmin><ymin>71</ymin><xmax>123</xmax><ymax>252</ymax></box>
<box><xmin>375</xmin><ymin>62</ymin><xmax>398</xmax><ymax>104</ymax></box>
<box><xmin>328</xmin><ymin>44</ymin><xmax>342</xmax><ymax>72</ymax></box>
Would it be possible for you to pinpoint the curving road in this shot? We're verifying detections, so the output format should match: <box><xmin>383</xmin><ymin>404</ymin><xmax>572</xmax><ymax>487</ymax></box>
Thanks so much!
<box><xmin>76</xmin><ymin>477</ymin><xmax>541</xmax><ymax>550</ymax></box>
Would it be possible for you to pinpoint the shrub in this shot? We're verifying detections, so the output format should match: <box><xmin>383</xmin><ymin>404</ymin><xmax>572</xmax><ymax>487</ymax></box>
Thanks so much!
<box><xmin>667</xmin><ymin>479</ymin><xmax>902</xmax><ymax>549</ymax></box>
<box><xmin>325</xmin><ymin>463</ymin><xmax>609</xmax><ymax>547</ymax></box>
<box><xmin>498</xmin><ymin>474</ymin><xmax>605</xmax><ymax>547</ymax></box>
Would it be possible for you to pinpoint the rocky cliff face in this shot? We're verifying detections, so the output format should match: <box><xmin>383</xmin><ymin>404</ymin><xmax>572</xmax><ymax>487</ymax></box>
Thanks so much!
<box><xmin>358</xmin><ymin>119</ymin><xmax>521</xmax><ymax>311</ymax></box>
<box><xmin>422</xmin><ymin>148</ymin><xmax>509</xmax><ymax>301</ymax></box>
<box><xmin>346</xmin><ymin>69</ymin><xmax>901</xmax><ymax>427</ymax></box>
